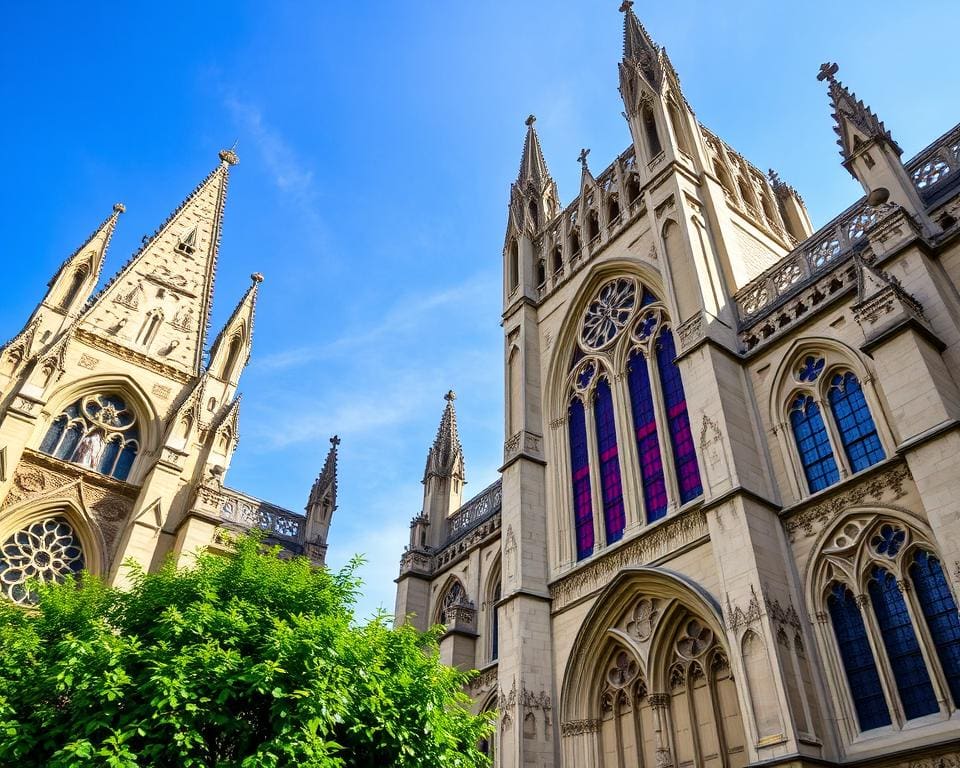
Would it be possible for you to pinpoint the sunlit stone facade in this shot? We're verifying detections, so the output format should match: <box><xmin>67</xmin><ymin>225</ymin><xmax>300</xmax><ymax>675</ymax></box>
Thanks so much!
<box><xmin>395</xmin><ymin>5</ymin><xmax>960</xmax><ymax>766</ymax></box>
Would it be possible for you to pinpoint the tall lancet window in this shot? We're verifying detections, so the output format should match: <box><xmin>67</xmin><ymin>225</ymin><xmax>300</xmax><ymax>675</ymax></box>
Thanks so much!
<box><xmin>563</xmin><ymin>277</ymin><xmax>703</xmax><ymax>563</ymax></box>
<box><xmin>594</xmin><ymin>378</ymin><xmax>625</xmax><ymax>543</ymax></box>
<box><xmin>828</xmin><ymin>372</ymin><xmax>885</xmax><ymax>473</ymax></box>
<box><xmin>655</xmin><ymin>328</ymin><xmax>702</xmax><ymax>503</ymax></box>
<box><xmin>569</xmin><ymin>397</ymin><xmax>594</xmax><ymax>560</ymax></box>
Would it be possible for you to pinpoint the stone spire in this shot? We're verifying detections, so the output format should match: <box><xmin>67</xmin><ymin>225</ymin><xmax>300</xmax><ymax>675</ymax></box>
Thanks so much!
<box><xmin>424</xmin><ymin>390</ymin><xmax>465</xmax><ymax>482</ymax></box>
<box><xmin>80</xmin><ymin>149</ymin><xmax>238</xmax><ymax>375</ymax></box>
<box><xmin>817</xmin><ymin>62</ymin><xmax>901</xmax><ymax>163</ymax></box>
<box><xmin>518</xmin><ymin>115</ymin><xmax>551</xmax><ymax>186</ymax></box>
<box><xmin>619</xmin><ymin>0</ymin><xmax>661</xmax><ymax>87</ymax></box>
<box><xmin>309</xmin><ymin>435</ymin><xmax>340</xmax><ymax>508</ymax></box>
<box><xmin>208</xmin><ymin>272</ymin><xmax>262</xmax><ymax>385</ymax></box>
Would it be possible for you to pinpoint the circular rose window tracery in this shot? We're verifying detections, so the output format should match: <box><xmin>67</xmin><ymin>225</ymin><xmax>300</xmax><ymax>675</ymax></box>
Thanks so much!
<box><xmin>0</xmin><ymin>517</ymin><xmax>85</xmax><ymax>605</ymax></box>
<box><xmin>579</xmin><ymin>277</ymin><xmax>638</xmax><ymax>351</ymax></box>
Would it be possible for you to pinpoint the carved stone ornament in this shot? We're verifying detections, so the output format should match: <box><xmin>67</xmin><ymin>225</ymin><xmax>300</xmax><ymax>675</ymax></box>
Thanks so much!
<box><xmin>560</xmin><ymin>718</ymin><xmax>601</xmax><ymax>737</ymax></box>
<box><xmin>551</xmin><ymin>508</ymin><xmax>707</xmax><ymax>609</ymax></box>
<box><xmin>466</xmin><ymin>666</ymin><xmax>497</xmax><ymax>694</ymax></box>
<box><xmin>784</xmin><ymin>463</ymin><xmax>910</xmax><ymax>542</ymax></box>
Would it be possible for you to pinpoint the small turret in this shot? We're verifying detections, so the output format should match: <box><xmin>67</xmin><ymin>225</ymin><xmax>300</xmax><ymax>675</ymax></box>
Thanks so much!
<box><xmin>419</xmin><ymin>391</ymin><xmax>465</xmax><ymax>548</ymax></box>
<box><xmin>207</xmin><ymin>272</ymin><xmax>261</xmax><ymax>397</ymax></box>
<box><xmin>303</xmin><ymin>435</ymin><xmax>339</xmax><ymax>565</ymax></box>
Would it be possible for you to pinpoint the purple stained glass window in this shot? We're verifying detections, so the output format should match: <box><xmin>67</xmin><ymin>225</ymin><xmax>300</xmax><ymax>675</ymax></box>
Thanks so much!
<box><xmin>655</xmin><ymin>329</ymin><xmax>703</xmax><ymax>503</ymax></box>
<box><xmin>790</xmin><ymin>394</ymin><xmax>840</xmax><ymax>493</ymax></box>
<box><xmin>594</xmin><ymin>379</ymin><xmax>625</xmax><ymax>544</ymax></box>
<box><xmin>628</xmin><ymin>350</ymin><xmax>668</xmax><ymax>523</ymax></box>
<box><xmin>569</xmin><ymin>397</ymin><xmax>594</xmax><ymax>560</ymax></box>
<box><xmin>828</xmin><ymin>372</ymin><xmax>885</xmax><ymax>473</ymax></box>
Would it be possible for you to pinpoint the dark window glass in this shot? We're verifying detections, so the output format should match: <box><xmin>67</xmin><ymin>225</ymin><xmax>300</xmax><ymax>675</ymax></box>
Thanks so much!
<box><xmin>594</xmin><ymin>379</ymin><xmax>625</xmax><ymax>544</ymax></box>
<box><xmin>828</xmin><ymin>372</ymin><xmax>885</xmax><ymax>473</ymax></box>
<box><xmin>569</xmin><ymin>398</ymin><xmax>594</xmax><ymax>560</ymax></box>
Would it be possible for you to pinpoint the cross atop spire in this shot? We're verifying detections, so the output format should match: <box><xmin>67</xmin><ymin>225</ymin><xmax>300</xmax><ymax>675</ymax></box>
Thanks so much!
<box><xmin>578</xmin><ymin>148</ymin><xmax>591</xmax><ymax>170</ymax></box>
<box><xmin>425</xmin><ymin>390</ymin><xmax>464</xmax><ymax>481</ymax></box>
<box><xmin>817</xmin><ymin>61</ymin><xmax>901</xmax><ymax>162</ymax></box>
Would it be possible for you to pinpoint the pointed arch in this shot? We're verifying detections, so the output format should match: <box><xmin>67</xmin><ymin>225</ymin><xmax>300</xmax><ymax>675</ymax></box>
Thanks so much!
<box><xmin>434</xmin><ymin>575</ymin><xmax>471</xmax><ymax>625</ymax></box>
<box><xmin>507</xmin><ymin>239</ymin><xmax>520</xmax><ymax>292</ymax></box>
<box><xmin>641</xmin><ymin>103</ymin><xmax>662</xmax><ymax>158</ymax></box>
<box><xmin>221</xmin><ymin>333</ymin><xmax>245</xmax><ymax>381</ymax></box>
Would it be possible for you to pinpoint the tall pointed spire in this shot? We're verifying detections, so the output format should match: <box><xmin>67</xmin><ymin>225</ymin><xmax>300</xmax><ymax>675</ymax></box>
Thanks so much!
<box><xmin>518</xmin><ymin>115</ymin><xmax>551</xmax><ymax>186</ymax></box>
<box><xmin>309</xmin><ymin>435</ymin><xmax>339</xmax><ymax>508</ymax></box>
<box><xmin>43</xmin><ymin>203</ymin><xmax>124</xmax><ymax>315</ymax></box>
<box><xmin>817</xmin><ymin>62</ymin><xmax>901</xmax><ymax>163</ymax></box>
<box><xmin>619</xmin><ymin>0</ymin><xmax>661</xmax><ymax>86</ymax></box>
<box><xmin>208</xmin><ymin>272</ymin><xmax>261</xmax><ymax>384</ymax></box>
<box><xmin>424</xmin><ymin>390</ymin><xmax>464</xmax><ymax>481</ymax></box>
<box><xmin>80</xmin><ymin>149</ymin><xmax>239</xmax><ymax>375</ymax></box>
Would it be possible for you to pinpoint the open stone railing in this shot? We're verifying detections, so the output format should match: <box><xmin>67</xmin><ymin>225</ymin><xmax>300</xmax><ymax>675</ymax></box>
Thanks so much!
<box><xmin>445</xmin><ymin>480</ymin><xmax>502</xmax><ymax>545</ymax></box>
<box><xmin>735</xmin><ymin>200</ymin><xmax>876</xmax><ymax>324</ymax></box>
<box><xmin>219</xmin><ymin>488</ymin><xmax>303</xmax><ymax>541</ymax></box>
<box><xmin>907</xmin><ymin>123</ymin><xmax>960</xmax><ymax>202</ymax></box>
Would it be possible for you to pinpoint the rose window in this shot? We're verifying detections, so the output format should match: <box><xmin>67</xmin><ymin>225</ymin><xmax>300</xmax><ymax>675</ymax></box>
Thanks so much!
<box><xmin>580</xmin><ymin>278</ymin><xmax>637</xmax><ymax>350</ymax></box>
<box><xmin>0</xmin><ymin>518</ymin><xmax>85</xmax><ymax>605</ymax></box>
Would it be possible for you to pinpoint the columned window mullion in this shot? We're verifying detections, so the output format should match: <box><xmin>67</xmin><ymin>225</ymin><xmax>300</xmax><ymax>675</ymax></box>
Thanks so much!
<box><xmin>611</xmin><ymin>367</ymin><xmax>645</xmax><ymax>532</ymax></box>
<box><xmin>648</xmin><ymin>346</ymin><xmax>681</xmax><ymax>514</ymax></box>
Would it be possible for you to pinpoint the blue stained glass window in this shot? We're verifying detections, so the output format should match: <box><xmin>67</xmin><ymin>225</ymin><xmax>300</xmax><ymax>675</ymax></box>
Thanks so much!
<box><xmin>828</xmin><ymin>372</ymin><xmax>885</xmax><ymax>474</ymax></box>
<box><xmin>827</xmin><ymin>582</ymin><xmax>891</xmax><ymax>731</ymax></box>
<box><xmin>798</xmin><ymin>356</ymin><xmax>825</xmax><ymax>382</ymax></box>
<box><xmin>871</xmin><ymin>524</ymin><xmax>906</xmax><ymax>558</ymax></box>
<box><xmin>790</xmin><ymin>395</ymin><xmax>840</xmax><ymax>493</ymax></box>
<box><xmin>491</xmin><ymin>581</ymin><xmax>501</xmax><ymax>661</ymax></box>
<box><xmin>628</xmin><ymin>350</ymin><xmax>668</xmax><ymax>523</ymax></box>
<box><xmin>655</xmin><ymin>329</ymin><xmax>702</xmax><ymax>503</ymax></box>
<box><xmin>910</xmin><ymin>551</ymin><xmax>960</xmax><ymax>707</ymax></box>
<box><xmin>568</xmin><ymin>398</ymin><xmax>594</xmax><ymax>560</ymax></box>
<box><xmin>868</xmin><ymin>566</ymin><xmax>938</xmax><ymax>720</ymax></box>
<box><xmin>594</xmin><ymin>379</ymin><xmax>625</xmax><ymax>544</ymax></box>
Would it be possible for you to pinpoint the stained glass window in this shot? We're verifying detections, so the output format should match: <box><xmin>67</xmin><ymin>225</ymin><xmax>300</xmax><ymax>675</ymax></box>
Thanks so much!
<box><xmin>868</xmin><ymin>566</ymin><xmax>938</xmax><ymax>720</ymax></box>
<box><xmin>790</xmin><ymin>395</ymin><xmax>840</xmax><ymax>493</ymax></box>
<box><xmin>569</xmin><ymin>398</ymin><xmax>594</xmax><ymax>560</ymax></box>
<box><xmin>910</xmin><ymin>551</ymin><xmax>960</xmax><ymax>707</ymax></box>
<box><xmin>40</xmin><ymin>393</ymin><xmax>139</xmax><ymax>481</ymax></box>
<box><xmin>828</xmin><ymin>373</ymin><xmax>885</xmax><ymax>474</ymax></box>
<box><xmin>594</xmin><ymin>379</ymin><xmax>625</xmax><ymax>544</ymax></box>
<box><xmin>491</xmin><ymin>580</ymin><xmax>502</xmax><ymax>662</ymax></box>
<box><xmin>655</xmin><ymin>329</ymin><xmax>702</xmax><ymax>503</ymax></box>
<box><xmin>0</xmin><ymin>517</ymin><xmax>85</xmax><ymax>605</ymax></box>
<box><xmin>827</xmin><ymin>582</ymin><xmax>891</xmax><ymax>731</ymax></box>
<box><xmin>628</xmin><ymin>350</ymin><xmax>667</xmax><ymax>522</ymax></box>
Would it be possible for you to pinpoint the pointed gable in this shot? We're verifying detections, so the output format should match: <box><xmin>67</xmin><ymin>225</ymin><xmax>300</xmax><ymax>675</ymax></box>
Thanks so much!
<box><xmin>424</xmin><ymin>390</ymin><xmax>465</xmax><ymax>481</ymax></box>
<box><xmin>79</xmin><ymin>150</ymin><xmax>238</xmax><ymax>376</ymax></box>
<box><xmin>817</xmin><ymin>62</ymin><xmax>901</xmax><ymax>162</ymax></box>
<box><xmin>208</xmin><ymin>272</ymin><xmax>261</xmax><ymax>383</ymax></box>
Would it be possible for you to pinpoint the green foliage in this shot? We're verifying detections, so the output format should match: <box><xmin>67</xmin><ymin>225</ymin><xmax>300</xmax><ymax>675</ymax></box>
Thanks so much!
<box><xmin>0</xmin><ymin>535</ymin><xmax>492</xmax><ymax>767</ymax></box>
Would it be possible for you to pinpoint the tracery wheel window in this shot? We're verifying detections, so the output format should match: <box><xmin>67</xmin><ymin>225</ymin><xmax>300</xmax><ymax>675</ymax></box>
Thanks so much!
<box><xmin>817</xmin><ymin>519</ymin><xmax>960</xmax><ymax>735</ymax></box>
<box><xmin>39</xmin><ymin>393</ymin><xmax>140</xmax><ymax>481</ymax></box>
<box><xmin>783</xmin><ymin>354</ymin><xmax>885</xmax><ymax>496</ymax></box>
<box><xmin>565</xmin><ymin>280</ymin><xmax>702</xmax><ymax>562</ymax></box>
<box><xmin>0</xmin><ymin>517</ymin><xmax>85</xmax><ymax>605</ymax></box>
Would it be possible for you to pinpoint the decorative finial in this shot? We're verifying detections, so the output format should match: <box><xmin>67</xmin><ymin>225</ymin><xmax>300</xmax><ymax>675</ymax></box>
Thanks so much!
<box><xmin>619</xmin><ymin>0</ymin><xmax>634</xmax><ymax>12</ymax></box>
<box><xmin>578</xmin><ymin>147</ymin><xmax>591</xmax><ymax>169</ymax></box>
<box><xmin>525</xmin><ymin>114</ymin><xmax>536</xmax><ymax>127</ymax></box>
<box><xmin>817</xmin><ymin>62</ymin><xmax>839</xmax><ymax>83</ymax></box>
<box><xmin>444</xmin><ymin>390</ymin><xmax>456</xmax><ymax>402</ymax></box>
<box><xmin>250</xmin><ymin>272</ymin><xmax>264</xmax><ymax>284</ymax></box>
<box><xmin>219</xmin><ymin>147</ymin><xmax>240</xmax><ymax>166</ymax></box>
<box><xmin>330</xmin><ymin>434</ymin><xmax>341</xmax><ymax>447</ymax></box>
<box><xmin>113</xmin><ymin>202</ymin><xmax>126</xmax><ymax>214</ymax></box>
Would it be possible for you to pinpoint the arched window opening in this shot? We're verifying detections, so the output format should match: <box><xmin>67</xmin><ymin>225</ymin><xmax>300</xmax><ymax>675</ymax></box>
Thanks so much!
<box><xmin>607</xmin><ymin>196</ymin><xmax>621</xmax><ymax>224</ymax></box>
<box><xmin>536</xmin><ymin>258</ymin><xmax>546</xmax><ymax>288</ymax></box>
<box><xmin>528</xmin><ymin>199</ymin><xmax>539</xmax><ymax>230</ymax></box>
<box><xmin>569</xmin><ymin>397</ymin><xmax>594</xmax><ymax>560</ymax></box>
<box><xmin>437</xmin><ymin>579</ymin><xmax>472</xmax><ymax>625</ymax></box>
<box><xmin>0</xmin><ymin>517</ymin><xmax>86</xmax><ymax>605</ymax></box>
<box><xmin>868</xmin><ymin>566</ymin><xmax>939</xmax><ymax>720</ymax></box>
<box><xmin>737</xmin><ymin>176</ymin><xmax>755</xmax><ymax>210</ymax></box>
<box><xmin>491</xmin><ymin>579</ymin><xmax>501</xmax><ymax>661</ymax></box>
<box><xmin>828</xmin><ymin>372</ymin><xmax>885</xmax><ymax>474</ymax></box>
<box><xmin>713</xmin><ymin>160</ymin><xmax>735</xmax><ymax>198</ymax></box>
<box><xmin>551</xmin><ymin>245</ymin><xmax>563</xmax><ymax>276</ymax></box>
<box><xmin>667</xmin><ymin>100</ymin><xmax>691</xmax><ymax>155</ymax></box>
<box><xmin>641</xmin><ymin>104</ymin><xmax>662</xmax><ymax>158</ymax></box>
<box><xmin>910</xmin><ymin>551</ymin><xmax>960</xmax><ymax>707</ymax></box>
<box><xmin>508</xmin><ymin>240</ymin><xmax>519</xmax><ymax>292</ymax></box>
<box><xmin>586</xmin><ymin>210</ymin><xmax>600</xmax><ymax>243</ymax></box>
<box><xmin>760</xmin><ymin>187</ymin><xmax>778</xmax><ymax>225</ymax></box>
<box><xmin>594</xmin><ymin>379</ymin><xmax>625</xmax><ymax>544</ymax></box>
<box><xmin>655</xmin><ymin>329</ymin><xmax>702</xmax><ymax>503</ymax></box>
<box><xmin>789</xmin><ymin>394</ymin><xmax>839</xmax><ymax>493</ymax></box>
<box><xmin>39</xmin><ymin>393</ymin><xmax>140</xmax><ymax>481</ymax></box>
<box><xmin>827</xmin><ymin>582</ymin><xmax>891</xmax><ymax>731</ymax></box>
<box><xmin>570</xmin><ymin>229</ymin><xmax>582</xmax><ymax>256</ymax></box>
<box><xmin>222</xmin><ymin>336</ymin><xmax>243</xmax><ymax>381</ymax></box>
<box><xmin>59</xmin><ymin>266</ymin><xmax>88</xmax><ymax>311</ymax></box>
<box><xmin>136</xmin><ymin>310</ymin><xmax>163</xmax><ymax>348</ymax></box>
<box><xmin>626</xmin><ymin>175</ymin><xmax>642</xmax><ymax>206</ymax></box>
<box><xmin>627</xmin><ymin>350</ymin><xmax>667</xmax><ymax>522</ymax></box>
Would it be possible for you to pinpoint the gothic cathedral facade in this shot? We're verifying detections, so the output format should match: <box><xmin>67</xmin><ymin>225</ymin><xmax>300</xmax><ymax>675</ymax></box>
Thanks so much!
<box><xmin>395</xmin><ymin>6</ymin><xmax>960</xmax><ymax>767</ymax></box>
<box><xmin>0</xmin><ymin>149</ymin><xmax>338</xmax><ymax>606</ymax></box>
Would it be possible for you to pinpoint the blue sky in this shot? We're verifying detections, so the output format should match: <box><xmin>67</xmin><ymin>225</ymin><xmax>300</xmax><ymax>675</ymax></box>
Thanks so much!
<box><xmin>1</xmin><ymin>2</ymin><xmax>957</xmax><ymax>620</ymax></box>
